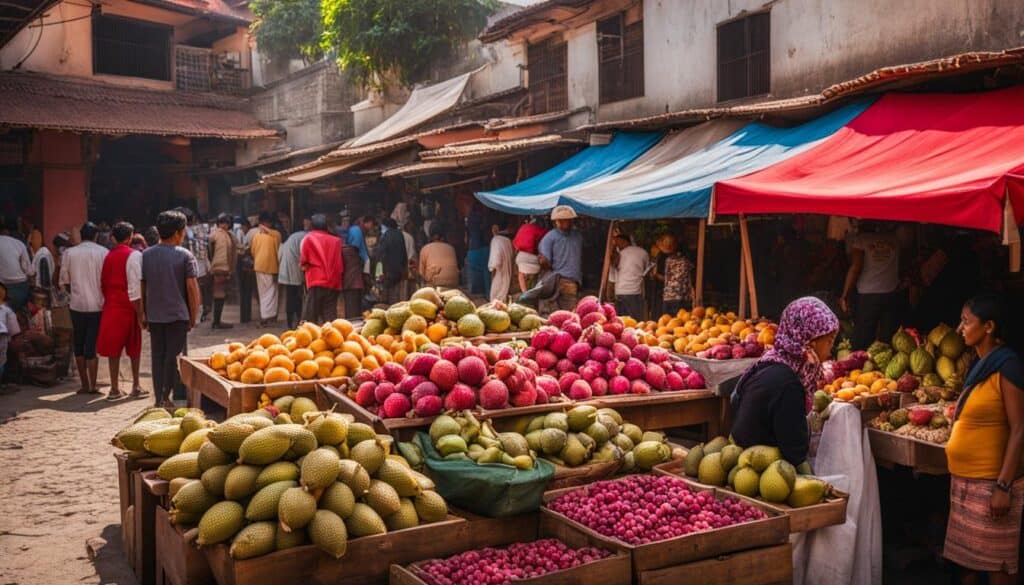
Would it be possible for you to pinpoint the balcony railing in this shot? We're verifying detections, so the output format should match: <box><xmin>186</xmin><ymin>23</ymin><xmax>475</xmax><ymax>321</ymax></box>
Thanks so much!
<box><xmin>175</xmin><ymin>45</ymin><xmax>250</xmax><ymax>95</ymax></box>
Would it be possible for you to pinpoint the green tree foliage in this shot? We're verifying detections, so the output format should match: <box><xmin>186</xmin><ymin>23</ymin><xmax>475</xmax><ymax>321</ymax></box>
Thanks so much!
<box><xmin>321</xmin><ymin>0</ymin><xmax>493</xmax><ymax>86</ymax></box>
<box><xmin>250</xmin><ymin>0</ymin><xmax>324</xmax><ymax>64</ymax></box>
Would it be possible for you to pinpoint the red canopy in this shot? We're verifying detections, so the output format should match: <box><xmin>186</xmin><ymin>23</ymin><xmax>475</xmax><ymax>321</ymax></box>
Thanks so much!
<box><xmin>715</xmin><ymin>86</ymin><xmax>1024</xmax><ymax>233</ymax></box>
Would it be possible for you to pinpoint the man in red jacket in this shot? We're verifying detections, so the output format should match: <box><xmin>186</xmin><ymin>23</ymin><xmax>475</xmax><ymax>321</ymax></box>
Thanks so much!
<box><xmin>96</xmin><ymin>222</ymin><xmax>145</xmax><ymax>400</ymax></box>
<box><xmin>300</xmin><ymin>213</ymin><xmax>342</xmax><ymax>323</ymax></box>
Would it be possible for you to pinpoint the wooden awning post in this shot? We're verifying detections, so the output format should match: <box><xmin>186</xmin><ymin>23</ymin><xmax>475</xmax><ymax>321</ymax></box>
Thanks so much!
<box><xmin>289</xmin><ymin>189</ymin><xmax>295</xmax><ymax>234</ymax></box>
<box><xmin>739</xmin><ymin>214</ymin><xmax>759</xmax><ymax>318</ymax></box>
<box><xmin>738</xmin><ymin>242</ymin><xmax>748</xmax><ymax>320</ymax></box>
<box><xmin>1004</xmin><ymin>192</ymin><xmax>1021</xmax><ymax>273</ymax></box>
<box><xmin>695</xmin><ymin>218</ymin><xmax>706</xmax><ymax>307</ymax></box>
<box><xmin>598</xmin><ymin>220</ymin><xmax>616</xmax><ymax>301</ymax></box>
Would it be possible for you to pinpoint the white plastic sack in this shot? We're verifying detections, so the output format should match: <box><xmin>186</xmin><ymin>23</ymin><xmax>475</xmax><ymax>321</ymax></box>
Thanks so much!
<box><xmin>793</xmin><ymin>402</ymin><xmax>883</xmax><ymax>585</ymax></box>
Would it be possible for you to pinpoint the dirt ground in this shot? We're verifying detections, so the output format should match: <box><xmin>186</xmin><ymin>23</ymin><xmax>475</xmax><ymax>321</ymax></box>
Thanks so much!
<box><xmin>0</xmin><ymin>303</ymin><xmax>265</xmax><ymax>585</ymax></box>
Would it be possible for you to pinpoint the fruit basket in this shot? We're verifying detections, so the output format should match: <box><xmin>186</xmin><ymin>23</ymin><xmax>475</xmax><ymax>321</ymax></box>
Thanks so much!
<box><xmin>653</xmin><ymin>459</ymin><xmax>849</xmax><ymax>533</ymax></box>
<box><xmin>541</xmin><ymin>475</ymin><xmax>789</xmax><ymax>574</ymax></box>
<box><xmin>179</xmin><ymin>356</ymin><xmax>328</xmax><ymax>416</ymax></box>
<box><xmin>582</xmin><ymin>390</ymin><xmax>724</xmax><ymax>434</ymax></box>
<box><xmin>391</xmin><ymin>514</ymin><xmax>631</xmax><ymax>585</ymax></box>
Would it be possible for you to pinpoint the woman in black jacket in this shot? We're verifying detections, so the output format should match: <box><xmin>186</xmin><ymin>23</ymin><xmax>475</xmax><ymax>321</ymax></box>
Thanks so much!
<box><xmin>730</xmin><ymin>296</ymin><xmax>839</xmax><ymax>469</ymax></box>
<box><xmin>377</xmin><ymin>218</ymin><xmax>408</xmax><ymax>305</ymax></box>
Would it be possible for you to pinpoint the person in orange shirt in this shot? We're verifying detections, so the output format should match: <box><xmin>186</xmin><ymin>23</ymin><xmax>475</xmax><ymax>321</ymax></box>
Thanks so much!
<box><xmin>944</xmin><ymin>293</ymin><xmax>1024</xmax><ymax>583</ymax></box>
<box><xmin>250</xmin><ymin>211</ymin><xmax>282</xmax><ymax>326</ymax></box>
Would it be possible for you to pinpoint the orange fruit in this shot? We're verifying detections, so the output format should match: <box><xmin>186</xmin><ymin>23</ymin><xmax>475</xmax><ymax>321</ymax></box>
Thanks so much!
<box><xmin>243</xmin><ymin>351</ymin><xmax>270</xmax><ymax>370</ymax></box>
<box><xmin>301</xmin><ymin>322</ymin><xmax>322</xmax><ymax>341</ymax></box>
<box><xmin>334</xmin><ymin>353</ymin><xmax>360</xmax><ymax>371</ymax></box>
<box><xmin>269</xmin><ymin>354</ymin><xmax>295</xmax><ymax>373</ymax></box>
<box><xmin>309</xmin><ymin>339</ymin><xmax>328</xmax><ymax>354</ymax></box>
<box><xmin>267</xmin><ymin>344</ymin><xmax>290</xmax><ymax>358</ymax></box>
<box><xmin>240</xmin><ymin>368</ymin><xmax>265</xmax><ymax>384</ymax></box>
<box><xmin>257</xmin><ymin>334</ymin><xmax>282</xmax><ymax>348</ymax></box>
<box><xmin>322</xmin><ymin>327</ymin><xmax>343</xmax><ymax>349</ymax></box>
<box><xmin>292</xmin><ymin>329</ymin><xmax>312</xmax><ymax>349</ymax></box>
<box><xmin>209</xmin><ymin>351</ymin><xmax>228</xmax><ymax>370</ymax></box>
<box><xmin>226</xmin><ymin>348</ymin><xmax>246</xmax><ymax>365</ymax></box>
<box><xmin>314</xmin><ymin>351</ymin><xmax>334</xmax><ymax>361</ymax></box>
<box><xmin>315</xmin><ymin>356</ymin><xmax>334</xmax><ymax>378</ymax></box>
<box><xmin>330</xmin><ymin>365</ymin><xmax>348</xmax><ymax>378</ymax></box>
<box><xmin>228</xmin><ymin>342</ymin><xmax>245</xmax><ymax>352</ymax></box>
<box><xmin>331</xmin><ymin>319</ymin><xmax>354</xmax><ymax>338</ymax></box>
<box><xmin>291</xmin><ymin>348</ymin><xmax>315</xmax><ymax>364</ymax></box>
<box><xmin>226</xmin><ymin>362</ymin><xmax>244</xmax><ymax>381</ymax></box>
<box><xmin>264</xmin><ymin>367</ymin><xmax>291</xmax><ymax>384</ymax></box>
<box><xmin>341</xmin><ymin>341</ymin><xmax>364</xmax><ymax>361</ymax></box>
<box><xmin>296</xmin><ymin>360</ymin><xmax>319</xmax><ymax>380</ymax></box>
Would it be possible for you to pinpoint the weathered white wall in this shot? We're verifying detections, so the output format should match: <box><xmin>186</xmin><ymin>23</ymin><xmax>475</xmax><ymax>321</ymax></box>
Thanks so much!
<box><xmin>576</xmin><ymin>0</ymin><xmax>1024</xmax><ymax>121</ymax></box>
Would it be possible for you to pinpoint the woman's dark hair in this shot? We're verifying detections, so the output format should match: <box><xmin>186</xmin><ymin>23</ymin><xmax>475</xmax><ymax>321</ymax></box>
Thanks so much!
<box><xmin>80</xmin><ymin>221</ymin><xmax>99</xmax><ymax>242</ymax></box>
<box><xmin>382</xmin><ymin>218</ymin><xmax>398</xmax><ymax>230</ymax></box>
<box><xmin>112</xmin><ymin>221</ymin><xmax>134</xmax><ymax>243</ymax></box>
<box><xmin>156</xmin><ymin>210</ymin><xmax>187</xmax><ymax>239</ymax></box>
<box><xmin>258</xmin><ymin>211</ymin><xmax>273</xmax><ymax>224</ymax></box>
<box><xmin>965</xmin><ymin>293</ymin><xmax>1010</xmax><ymax>341</ymax></box>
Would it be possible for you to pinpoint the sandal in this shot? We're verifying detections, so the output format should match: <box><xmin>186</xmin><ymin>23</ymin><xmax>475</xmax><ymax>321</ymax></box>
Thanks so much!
<box><xmin>129</xmin><ymin>387</ymin><xmax>150</xmax><ymax>400</ymax></box>
<box><xmin>106</xmin><ymin>390</ymin><xmax>125</xmax><ymax>401</ymax></box>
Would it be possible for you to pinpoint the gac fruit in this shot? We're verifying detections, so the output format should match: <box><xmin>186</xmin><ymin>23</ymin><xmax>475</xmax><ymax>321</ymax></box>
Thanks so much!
<box><xmin>209</xmin><ymin>352</ymin><xmax>228</xmax><ymax>370</ymax></box>
<box><xmin>226</xmin><ymin>348</ymin><xmax>246</xmax><ymax>365</ymax></box>
<box><xmin>296</xmin><ymin>360</ymin><xmax>319</xmax><ymax>380</ymax></box>
<box><xmin>268</xmin><ymin>354</ymin><xmax>295</xmax><ymax>372</ymax></box>
<box><xmin>241</xmin><ymin>367</ymin><xmax>265</xmax><ymax>384</ymax></box>
<box><xmin>301</xmin><ymin>322</ymin><xmax>322</xmax><ymax>341</ymax></box>
<box><xmin>264</xmin><ymin>367</ymin><xmax>291</xmax><ymax>383</ymax></box>
<box><xmin>243</xmin><ymin>351</ymin><xmax>270</xmax><ymax>370</ymax></box>
<box><xmin>341</xmin><ymin>341</ymin><xmax>364</xmax><ymax>360</ymax></box>
<box><xmin>292</xmin><ymin>329</ymin><xmax>313</xmax><ymax>349</ymax></box>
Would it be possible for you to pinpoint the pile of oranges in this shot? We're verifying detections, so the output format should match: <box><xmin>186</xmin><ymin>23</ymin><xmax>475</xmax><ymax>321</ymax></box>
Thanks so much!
<box><xmin>823</xmin><ymin>370</ymin><xmax>898</xmax><ymax>402</ymax></box>
<box><xmin>207</xmin><ymin>319</ymin><xmax>437</xmax><ymax>385</ymax></box>
<box><xmin>627</xmin><ymin>307</ymin><xmax>777</xmax><ymax>354</ymax></box>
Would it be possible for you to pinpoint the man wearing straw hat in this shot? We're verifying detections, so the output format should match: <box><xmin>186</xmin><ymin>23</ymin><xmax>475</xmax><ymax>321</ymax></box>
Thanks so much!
<box><xmin>538</xmin><ymin>205</ymin><xmax>583</xmax><ymax>311</ymax></box>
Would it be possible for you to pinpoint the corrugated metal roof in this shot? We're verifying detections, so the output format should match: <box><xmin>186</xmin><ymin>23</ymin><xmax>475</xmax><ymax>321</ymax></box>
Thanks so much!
<box><xmin>480</xmin><ymin>0</ymin><xmax>595</xmax><ymax>42</ymax></box>
<box><xmin>420</xmin><ymin>133</ymin><xmax>582</xmax><ymax>160</ymax></box>
<box><xmin>484</xmin><ymin>107</ymin><xmax>588</xmax><ymax>130</ymax></box>
<box><xmin>0</xmin><ymin>71</ymin><xmax>276</xmax><ymax>139</ymax></box>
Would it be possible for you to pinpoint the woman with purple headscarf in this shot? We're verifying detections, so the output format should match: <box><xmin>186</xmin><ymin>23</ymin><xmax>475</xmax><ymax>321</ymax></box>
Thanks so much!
<box><xmin>730</xmin><ymin>296</ymin><xmax>839</xmax><ymax>469</ymax></box>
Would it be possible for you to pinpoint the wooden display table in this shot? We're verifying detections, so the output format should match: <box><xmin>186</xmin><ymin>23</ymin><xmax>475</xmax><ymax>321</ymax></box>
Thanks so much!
<box><xmin>178</xmin><ymin>356</ymin><xmax>331</xmax><ymax>417</ymax></box>
<box><xmin>115</xmin><ymin>453</ymin><xmax>165</xmax><ymax>583</ymax></box>
<box><xmin>867</xmin><ymin>427</ymin><xmax>948</xmax><ymax>475</ymax></box>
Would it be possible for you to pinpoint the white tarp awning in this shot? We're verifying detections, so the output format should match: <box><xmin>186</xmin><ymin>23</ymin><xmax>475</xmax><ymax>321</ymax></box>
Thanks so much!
<box><xmin>349</xmin><ymin>68</ymin><xmax>480</xmax><ymax>147</ymax></box>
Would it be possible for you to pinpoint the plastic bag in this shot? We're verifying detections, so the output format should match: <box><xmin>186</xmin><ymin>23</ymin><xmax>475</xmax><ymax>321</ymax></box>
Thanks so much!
<box><xmin>415</xmin><ymin>433</ymin><xmax>555</xmax><ymax>518</ymax></box>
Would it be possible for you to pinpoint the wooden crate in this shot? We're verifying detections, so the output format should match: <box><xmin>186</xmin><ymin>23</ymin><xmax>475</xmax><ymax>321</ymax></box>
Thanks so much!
<box><xmin>391</xmin><ymin>512</ymin><xmax>631</xmax><ymax>585</ymax></box>
<box><xmin>133</xmin><ymin>471</ymin><xmax>170</xmax><ymax>585</ymax></box>
<box><xmin>178</xmin><ymin>356</ymin><xmax>329</xmax><ymax>417</ymax></box>
<box><xmin>115</xmin><ymin>453</ymin><xmax>165</xmax><ymax>570</ymax></box>
<box><xmin>636</xmin><ymin>543</ymin><xmax>793</xmax><ymax>585</ymax></box>
<box><xmin>203</xmin><ymin>515</ymin><xmax>467</xmax><ymax>585</ymax></box>
<box><xmin>541</xmin><ymin>476</ymin><xmax>789</xmax><ymax>573</ymax></box>
<box><xmin>653</xmin><ymin>458</ymin><xmax>849</xmax><ymax>533</ymax></box>
<box><xmin>155</xmin><ymin>506</ymin><xmax>214</xmax><ymax>585</ymax></box>
<box><xmin>868</xmin><ymin>427</ymin><xmax>948</xmax><ymax>475</ymax></box>
<box><xmin>548</xmin><ymin>459</ymin><xmax>622</xmax><ymax>490</ymax></box>
<box><xmin>450</xmin><ymin>508</ymin><xmax>540</xmax><ymax>545</ymax></box>
<box><xmin>583</xmin><ymin>391</ymin><xmax>725</xmax><ymax>435</ymax></box>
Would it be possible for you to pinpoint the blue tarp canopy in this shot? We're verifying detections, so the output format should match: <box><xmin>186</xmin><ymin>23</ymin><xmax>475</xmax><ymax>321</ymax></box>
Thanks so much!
<box><xmin>475</xmin><ymin>101</ymin><xmax>871</xmax><ymax>219</ymax></box>
<box><xmin>474</xmin><ymin>130</ymin><xmax>661</xmax><ymax>203</ymax></box>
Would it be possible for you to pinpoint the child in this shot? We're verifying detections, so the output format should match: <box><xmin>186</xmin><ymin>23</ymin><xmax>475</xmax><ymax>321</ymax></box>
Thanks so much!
<box><xmin>0</xmin><ymin>282</ymin><xmax>21</xmax><ymax>386</ymax></box>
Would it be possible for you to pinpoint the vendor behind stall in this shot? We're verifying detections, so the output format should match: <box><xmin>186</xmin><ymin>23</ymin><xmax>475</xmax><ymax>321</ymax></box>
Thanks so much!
<box><xmin>730</xmin><ymin>296</ymin><xmax>839</xmax><ymax>470</ymax></box>
<box><xmin>944</xmin><ymin>293</ymin><xmax>1024</xmax><ymax>584</ymax></box>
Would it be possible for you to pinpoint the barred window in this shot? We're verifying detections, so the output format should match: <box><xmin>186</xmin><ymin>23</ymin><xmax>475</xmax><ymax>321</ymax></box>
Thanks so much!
<box><xmin>93</xmin><ymin>14</ymin><xmax>172</xmax><ymax>81</ymax></box>
<box><xmin>717</xmin><ymin>11</ymin><xmax>769</xmax><ymax>102</ymax></box>
<box><xmin>598</xmin><ymin>11</ymin><xmax>643</xmax><ymax>104</ymax></box>
<box><xmin>527</xmin><ymin>37</ymin><xmax>568</xmax><ymax>114</ymax></box>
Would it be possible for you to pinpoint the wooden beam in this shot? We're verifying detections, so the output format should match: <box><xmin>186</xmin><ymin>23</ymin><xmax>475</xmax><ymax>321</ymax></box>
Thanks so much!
<box><xmin>739</xmin><ymin>214</ymin><xmax>759</xmax><ymax>318</ymax></box>
<box><xmin>695</xmin><ymin>218</ymin><xmax>706</xmax><ymax>307</ymax></box>
<box><xmin>738</xmin><ymin>243</ymin><xmax>747</xmax><ymax>320</ymax></box>
<box><xmin>598</xmin><ymin>220</ymin><xmax>616</xmax><ymax>301</ymax></box>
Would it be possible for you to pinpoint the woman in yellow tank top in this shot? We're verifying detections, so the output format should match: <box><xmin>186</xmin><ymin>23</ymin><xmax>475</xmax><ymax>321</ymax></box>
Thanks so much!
<box><xmin>943</xmin><ymin>294</ymin><xmax>1024</xmax><ymax>584</ymax></box>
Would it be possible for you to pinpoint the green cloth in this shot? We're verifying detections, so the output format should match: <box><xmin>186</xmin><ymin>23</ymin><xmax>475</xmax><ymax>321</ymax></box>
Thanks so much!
<box><xmin>415</xmin><ymin>433</ymin><xmax>554</xmax><ymax>518</ymax></box>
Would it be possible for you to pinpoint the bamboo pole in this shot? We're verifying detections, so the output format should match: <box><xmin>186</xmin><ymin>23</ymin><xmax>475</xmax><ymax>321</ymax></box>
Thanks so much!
<box><xmin>598</xmin><ymin>220</ymin><xmax>616</xmax><ymax>301</ymax></box>
<box><xmin>739</xmin><ymin>214</ymin><xmax>759</xmax><ymax>318</ymax></box>
<box><xmin>289</xmin><ymin>189</ymin><xmax>295</xmax><ymax>235</ymax></box>
<box><xmin>695</xmin><ymin>218</ymin><xmax>706</xmax><ymax>307</ymax></box>
<box><xmin>738</xmin><ymin>242</ymin><xmax>748</xmax><ymax>319</ymax></box>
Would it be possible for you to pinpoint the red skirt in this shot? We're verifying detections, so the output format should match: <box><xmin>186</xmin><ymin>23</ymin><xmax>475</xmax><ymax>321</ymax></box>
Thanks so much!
<box><xmin>96</xmin><ymin>305</ymin><xmax>142</xmax><ymax>358</ymax></box>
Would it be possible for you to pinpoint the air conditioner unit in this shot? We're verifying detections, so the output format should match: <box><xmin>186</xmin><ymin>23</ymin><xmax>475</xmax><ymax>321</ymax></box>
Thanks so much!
<box><xmin>219</xmin><ymin>52</ymin><xmax>241</xmax><ymax>67</ymax></box>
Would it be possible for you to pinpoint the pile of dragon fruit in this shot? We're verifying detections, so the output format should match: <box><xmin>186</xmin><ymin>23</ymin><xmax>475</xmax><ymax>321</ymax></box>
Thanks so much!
<box><xmin>693</xmin><ymin>334</ymin><xmax>767</xmax><ymax>360</ymax></box>
<box><xmin>546</xmin><ymin>475</ymin><xmax>766</xmax><ymax>545</ymax></box>
<box><xmin>352</xmin><ymin>296</ymin><xmax>706</xmax><ymax>419</ymax></box>
<box><xmin>414</xmin><ymin>539</ymin><xmax>612</xmax><ymax>585</ymax></box>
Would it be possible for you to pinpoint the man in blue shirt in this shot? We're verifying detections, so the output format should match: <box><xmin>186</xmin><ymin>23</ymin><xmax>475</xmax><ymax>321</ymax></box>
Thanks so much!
<box><xmin>538</xmin><ymin>205</ymin><xmax>583</xmax><ymax>311</ymax></box>
<box><xmin>346</xmin><ymin>215</ymin><xmax>376</xmax><ymax>272</ymax></box>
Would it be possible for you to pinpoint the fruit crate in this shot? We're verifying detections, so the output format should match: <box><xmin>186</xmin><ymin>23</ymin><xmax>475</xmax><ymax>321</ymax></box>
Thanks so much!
<box><xmin>178</xmin><ymin>356</ymin><xmax>331</xmax><ymax>417</ymax></box>
<box><xmin>634</xmin><ymin>542</ymin><xmax>793</xmax><ymax>585</ymax></box>
<box><xmin>867</xmin><ymin>427</ymin><xmax>948</xmax><ymax>475</ymax></box>
<box><xmin>115</xmin><ymin>453</ymin><xmax>165</xmax><ymax>581</ymax></box>
<box><xmin>540</xmin><ymin>475</ymin><xmax>789</xmax><ymax>575</ymax></box>
<box><xmin>155</xmin><ymin>506</ymin><xmax>214</xmax><ymax>585</ymax></box>
<box><xmin>202</xmin><ymin>514</ymin><xmax>467</xmax><ymax>585</ymax></box>
<box><xmin>654</xmin><ymin>459</ymin><xmax>849</xmax><ymax>533</ymax></box>
<box><xmin>548</xmin><ymin>459</ymin><xmax>622</xmax><ymax>491</ymax></box>
<box><xmin>390</xmin><ymin>511</ymin><xmax>631</xmax><ymax>585</ymax></box>
<box><xmin>319</xmin><ymin>383</ymin><xmax>571</xmax><ymax>441</ymax></box>
<box><xmin>582</xmin><ymin>390</ymin><xmax>725</xmax><ymax>435</ymax></box>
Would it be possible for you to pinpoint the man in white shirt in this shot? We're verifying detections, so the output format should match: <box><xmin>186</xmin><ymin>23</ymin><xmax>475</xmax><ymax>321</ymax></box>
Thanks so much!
<box><xmin>840</xmin><ymin>221</ymin><xmax>901</xmax><ymax>350</ymax></box>
<box><xmin>610</xmin><ymin>232</ymin><xmax>650</xmax><ymax>320</ymax></box>
<box><xmin>59</xmin><ymin>222</ymin><xmax>108</xmax><ymax>395</ymax></box>
<box><xmin>0</xmin><ymin>219</ymin><xmax>34</xmax><ymax>312</ymax></box>
<box><xmin>488</xmin><ymin>220</ymin><xmax>515</xmax><ymax>302</ymax></box>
